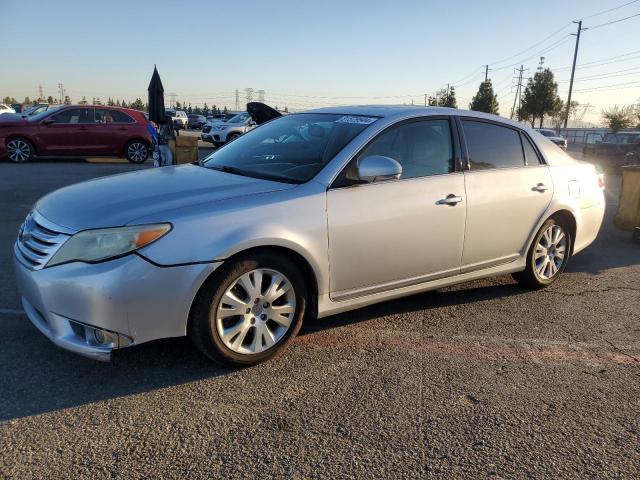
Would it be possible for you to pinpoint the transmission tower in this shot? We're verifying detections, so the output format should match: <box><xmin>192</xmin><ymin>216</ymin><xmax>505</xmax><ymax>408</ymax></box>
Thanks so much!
<box><xmin>244</xmin><ymin>88</ymin><xmax>254</xmax><ymax>104</ymax></box>
<box><xmin>234</xmin><ymin>89</ymin><xmax>240</xmax><ymax>111</ymax></box>
<box><xmin>38</xmin><ymin>84</ymin><xmax>44</xmax><ymax>102</ymax></box>
<box><xmin>57</xmin><ymin>83</ymin><xmax>65</xmax><ymax>104</ymax></box>
<box><xmin>537</xmin><ymin>56</ymin><xmax>545</xmax><ymax>72</ymax></box>
<box><xmin>510</xmin><ymin>65</ymin><xmax>528</xmax><ymax>120</ymax></box>
<box><xmin>256</xmin><ymin>89</ymin><xmax>265</xmax><ymax>102</ymax></box>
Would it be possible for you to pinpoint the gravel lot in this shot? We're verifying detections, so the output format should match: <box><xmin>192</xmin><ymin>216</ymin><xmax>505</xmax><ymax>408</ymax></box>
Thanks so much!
<box><xmin>0</xmin><ymin>158</ymin><xmax>639</xmax><ymax>479</ymax></box>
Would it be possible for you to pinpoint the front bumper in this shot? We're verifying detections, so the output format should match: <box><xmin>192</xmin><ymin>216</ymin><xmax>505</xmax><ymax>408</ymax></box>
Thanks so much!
<box><xmin>14</xmin><ymin>250</ymin><xmax>219</xmax><ymax>361</ymax></box>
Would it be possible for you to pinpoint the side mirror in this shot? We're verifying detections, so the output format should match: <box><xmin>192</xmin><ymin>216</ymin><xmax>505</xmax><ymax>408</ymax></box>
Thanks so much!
<box><xmin>42</xmin><ymin>118</ymin><xmax>55</xmax><ymax>125</ymax></box>
<box><xmin>357</xmin><ymin>155</ymin><xmax>402</xmax><ymax>183</ymax></box>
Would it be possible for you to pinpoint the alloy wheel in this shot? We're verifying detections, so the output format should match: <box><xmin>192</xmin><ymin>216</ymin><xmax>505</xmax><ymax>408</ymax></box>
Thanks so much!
<box><xmin>215</xmin><ymin>268</ymin><xmax>296</xmax><ymax>355</ymax></box>
<box><xmin>7</xmin><ymin>139</ymin><xmax>32</xmax><ymax>162</ymax></box>
<box><xmin>534</xmin><ymin>224</ymin><xmax>567</xmax><ymax>280</ymax></box>
<box><xmin>127</xmin><ymin>142</ymin><xmax>147</xmax><ymax>163</ymax></box>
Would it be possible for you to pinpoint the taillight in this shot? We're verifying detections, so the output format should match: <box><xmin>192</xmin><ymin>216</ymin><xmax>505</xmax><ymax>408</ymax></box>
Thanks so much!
<box><xmin>597</xmin><ymin>173</ymin><xmax>605</xmax><ymax>190</ymax></box>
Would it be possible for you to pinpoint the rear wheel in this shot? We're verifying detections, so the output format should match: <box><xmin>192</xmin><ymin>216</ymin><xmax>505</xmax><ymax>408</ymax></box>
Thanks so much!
<box><xmin>513</xmin><ymin>218</ymin><xmax>571</xmax><ymax>289</ymax></box>
<box><xmin>125</xmin><ymin>140</ymin><xmax>148</xmax><ymax>164</ymax></box>
<box><xmin>7</xmin><ymin>138</ymin><xmax>34</xmax><ymax>163</ymax></box>
<box><xmin>190</xmin><ymin>253</ymin><xmax>307</xmax><ymax>366</ymax></box>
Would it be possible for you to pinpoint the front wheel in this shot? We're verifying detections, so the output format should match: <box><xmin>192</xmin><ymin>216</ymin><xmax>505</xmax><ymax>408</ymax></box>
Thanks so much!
<box><xmin>226</xmin><ymin>132</ymin><xmax>241</xmax><ymax>143</ymax></box>
<box><xmin>190</xmin><ymin>253</ymin><xmax>307</xmax><ymax>366</ymax></box>
<box><xmin>125</xmin><ymin>140</ymin><xmax>148</xmax><ymax>163</ymax></box>
<box><xmin>7</xmin><ymin>138</ymin><xmax>34</xmax><ymax>163</ymax></box>
<box><xmin>513</xmin><ymin>218</ymin><xmax>571</xmax><ymax>289</ymax></box>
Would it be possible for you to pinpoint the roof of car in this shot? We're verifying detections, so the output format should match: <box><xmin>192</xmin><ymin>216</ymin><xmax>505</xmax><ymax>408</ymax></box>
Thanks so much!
<box><xmin>303</xmin><ymin>105</ymin><xmax>526</xmax><ymax>128</ymax></box>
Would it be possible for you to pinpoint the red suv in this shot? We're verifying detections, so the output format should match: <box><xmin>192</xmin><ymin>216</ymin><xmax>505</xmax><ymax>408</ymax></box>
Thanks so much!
<box><xmin>0</xmin><ymin>105</ymin><xmax>152</xmax><ymax>163</ymax></box>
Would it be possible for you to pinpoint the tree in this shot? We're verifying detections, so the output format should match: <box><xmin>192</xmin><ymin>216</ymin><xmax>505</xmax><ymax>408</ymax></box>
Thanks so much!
<box><xmin>602</xmin><ymin>105</ymin><xmax>635</xmax><ymax>132</ymax></box>
<box><xmin>284</xmin><ymin>106</ymin><xmax>289</xmax><ymax>113</ymax></box>
<box><xmin>187</xmin><ymin>103</ymin><xmax>193</xmax><ymax>114</ymax></box>
<box><xmin>79</xmin><ymin>96</ymin><xmax>88</xmax><ymax>105</ymax></box>
<box><xmin>469</xmin><ymin>81</ymin><xmax>499</xmax><ymax>114</ymax></box>
<box><xmin>428</xmin><ymin>86</ymin><xmax>457</xmax><ymax>108</ymax></box>
<box><xmin>223</xmin><ymin>106</ymin><xmax>228</xmax><ymax>114</ymax></box>
<box><xmin>175</xmin><ymin>101</ymin><xmax>182</xmax><ymax>110</ymax></box>
<box><xmin>63</xmin><ymin>95</ymin><xmax>71</xmax><ymax>105</ymax></box>
<box><xmin>23</xmin><ymin>96</ymin><xmax>32</xmax><ymax>106</ymax></box>
<box><xmin>120</xmin><ymin>99</ymin><xmax>127</xmax><ymax>108</ymax></box>
<box><xmin>107</xmin><ymin>97</ymin><xmax>115</xmax><ymax>106</ymax></box>
<box><xmin>129</xmin><ymin>98</ymin><xmax>145</xmax><ymax>111</ymax></box>
<box><xmin>3</xmin><ymin>96</ymin><xmax>17</xmax><ymax>105</ymax></box>
<box><xmin>47</xmin><ymin>96</ymin><xmax>54</xmax><ymax>104</ymax></box>
<box><xmin>202</xmin><ymin>102</ymin><xmax>210</xmax><ymax>116</ymax></box>
<box><xmin>519</xmin><ymin>68</ymin><xmax>561</xmax><ymax>128</ymax></box>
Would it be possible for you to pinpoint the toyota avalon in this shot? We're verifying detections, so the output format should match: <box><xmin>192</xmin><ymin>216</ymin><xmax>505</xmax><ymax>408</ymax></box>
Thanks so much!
<box><xmin>13</xmin><ymin>105</ymin><xmax>605</xmax><ymax>366</ymax></box>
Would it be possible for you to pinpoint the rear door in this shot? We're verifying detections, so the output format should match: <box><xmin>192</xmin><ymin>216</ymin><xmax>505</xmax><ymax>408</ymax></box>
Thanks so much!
<box><xmin>94</xmin><ymin>108</ymin><xmax>136</xmax><ymax>154</ymax></box>
<box><xmin>327</xmin><ymin>117</ymin><xmax>467</xmax><ymax>299</ymax></box>
<box><xmin>459</xmin><ymin>118</ymin><xmax>553</xmax><ymax>271</ymax></box>
<box><xmin>36</xmin><ymin>107</ymin><xmax>95</xmax><ymax>155</ymax></box>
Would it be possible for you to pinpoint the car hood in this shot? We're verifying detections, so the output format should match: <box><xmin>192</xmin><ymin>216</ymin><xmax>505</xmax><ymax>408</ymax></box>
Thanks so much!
<box><xmin>35</xmin><ymin>164</ymin><xmax>297</xmax><ymax>231</ymax></box>
<box><xmin>0</xmin><ymin>113</ymin><xmax>27</xmax><ymax>126</ymax></box>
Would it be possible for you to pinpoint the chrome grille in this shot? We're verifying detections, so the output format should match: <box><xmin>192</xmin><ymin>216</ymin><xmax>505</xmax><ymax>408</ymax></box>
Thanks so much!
<box><xmin>15</xmin><ymin>212</ymin><xmax>72</xmax><ymax>270</ymax></box>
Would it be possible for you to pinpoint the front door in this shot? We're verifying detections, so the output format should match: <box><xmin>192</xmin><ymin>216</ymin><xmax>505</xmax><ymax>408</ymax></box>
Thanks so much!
<box><xmin>327</xmin><ymin>118</ymin><xmax>466</xmax><ymax>299</ymax></box>
<box><xmin>36</xmin><ymin>107</ymin><xmax>96</xmax><ymax>155</ymax></box>
<box><xmin>459</xmin><ymin>119</ymin><xmax>553</xmax><ymax>270</ymax></box>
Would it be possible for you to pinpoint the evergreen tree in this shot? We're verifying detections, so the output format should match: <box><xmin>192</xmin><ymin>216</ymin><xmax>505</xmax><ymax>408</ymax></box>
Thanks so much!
<box><xmin>187</xmin><ymin>103</ymin><xmax>193</xmax><ymax>114</ymax></box>
<box><xmin>223</xmin><ymin>106</ymin><xmax>228</xmax><ymax>114</ymax></box>
<box><xmin>469</xmin><ymin>81</ymin><xmax>499</xmax><ymax>114</ymax></box>
<box><xmin>175</xmin><ymin>101</ymin><xmax>182</xmax><ymax>110</ymax></box>
<box><xmin>47</xmin><ymin>96</ymin><xmax>54</xmax><ymax>104</ymax></box>
<box><xmin>63</xmin><ymin>96</ymin><xmax>71</xmax><ymax>105</ymax></box>
<box><xmin>121</xmin><ymin>99</ymin><xmax>127</xmax><ymax>108</ymax></box>
<box><xmin>79</xmin><ymin>96</ymin><xmax>88</xmax><ymax>105</ymax></box>
<box><xmin>130</xmin><ymin>98</ymin><xmax>145</xmax><ymax>111</ymax></box>
<box><xmin>202</xmin><ymin>102</ymin><xmax>210</xmax><ymax>116</ymax></box>
<box><xmin>520</xmin><ymin>68</ymin><xmax>561</xmax><ymax>127</ymax></box>
<box><xmin>284</xmin><ymin>106</ymin><xmax>289</xmax><ymax>113</ymax></box>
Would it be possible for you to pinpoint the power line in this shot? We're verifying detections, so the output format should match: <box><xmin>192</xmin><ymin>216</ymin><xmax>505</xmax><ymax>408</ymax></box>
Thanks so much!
<box><xmin>488</xmin><ymin>23</ymin><xmax>572</xmax><ymax>67</ymax></box>
<box><xmin>580</xmin><ymin>0</ymin><xmax>639</xmax><ymax>20</ymax></box>
<box><xmin>586</xmin><ymin>12</ymin><xmax>640</xmax><ymax>30</ymax></box>
<box><xmin>573</xmin><ymin>80</ymin><xmax>640</xmax><ymax>92</ymax></box>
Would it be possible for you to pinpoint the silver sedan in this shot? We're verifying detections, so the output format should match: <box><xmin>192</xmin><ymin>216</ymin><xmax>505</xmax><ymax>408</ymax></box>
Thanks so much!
<box><xmin>13</xmin><ymin>106</ymin><xmax>605</xmax><ymax>365</ymax></box>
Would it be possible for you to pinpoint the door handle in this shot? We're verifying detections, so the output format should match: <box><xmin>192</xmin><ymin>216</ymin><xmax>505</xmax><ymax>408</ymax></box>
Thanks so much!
<box><xmin>436</xmin><ymin>194</ymin><xmax>463</xmax><ymax>206</ymax></box>
<box><xmin>532</xmin><ymin>183</ymin><xmax>550</xmax><ymax>193</ymax></box>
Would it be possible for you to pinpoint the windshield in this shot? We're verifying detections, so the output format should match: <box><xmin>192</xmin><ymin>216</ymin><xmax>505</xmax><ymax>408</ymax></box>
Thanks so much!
<box><xmin>202</xmin><ymin>113</ymin><xmax>377</xmax><ymax>183</ymax></box>
<box><xmin>27</xmin><ymin>106</ymin><xmax>62</xmax><ymax>122</ymax></box>
<box><xmin>227</xmin><ymin>112</ymin><xmax>250</xmax><ymax>124</ymax></box>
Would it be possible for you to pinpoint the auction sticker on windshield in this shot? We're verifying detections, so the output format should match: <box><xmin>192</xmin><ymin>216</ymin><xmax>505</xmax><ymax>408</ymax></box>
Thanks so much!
<box><xmin>335</xmin><ymin>116</ymin><xmax>378</xmax><ymax>125</ymax></box>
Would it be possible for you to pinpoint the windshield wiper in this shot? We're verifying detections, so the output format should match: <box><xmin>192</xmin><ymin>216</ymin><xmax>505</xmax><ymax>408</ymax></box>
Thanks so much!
<box><xmin>206</xmin><ymin>164</ymin><xmax>254</xmax><ymax>178</ymax></box>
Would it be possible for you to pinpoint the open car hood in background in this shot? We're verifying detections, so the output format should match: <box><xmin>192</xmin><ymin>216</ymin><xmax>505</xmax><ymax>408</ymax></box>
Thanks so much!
<box><xmin>247</xmin><ymin>102</ymin><xmax>282</xmax><ymax>125</ymax></box>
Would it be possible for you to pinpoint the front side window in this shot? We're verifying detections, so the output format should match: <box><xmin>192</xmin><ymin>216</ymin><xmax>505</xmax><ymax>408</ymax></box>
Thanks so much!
<box><xmin>51</xmin><ymin>108</ymin><xmax>93</xmax><ymax>124</ymax></box>
<box><xmin>462</xmin><ymin>120</ymin><xmax>525</xmax><ymax>170</ymax></box>
<box><xmin>228</xmin><ymin>113</ymin><xmax>250</xmax><ymax>124</ymax></box>
<box><xmin>202</xmin><ymin>113</ymin><xmax>376</xmax><ymax>183</ymax></box>
<box><xmin>358</xmin><ymin>119</ymin><xmax>454</xmax><ymax>179</ymax></box>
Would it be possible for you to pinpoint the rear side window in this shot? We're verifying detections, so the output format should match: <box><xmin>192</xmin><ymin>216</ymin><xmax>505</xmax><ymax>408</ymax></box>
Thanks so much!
<box><xmin>95</xmin><ymin>109</ymin><xmax>135</xmax><ymax>123</ymax></box>
<box><xmin>462</xmin><ymin>120</ymin><xmax>525</xmax><ymax>170</ymax></box>
<box><xmin>521</xmin><ymin>134</ymin><xmax>541</xmax><ymax>166</ymax></box>
<box><xmin>358</xmin><ymin>119</ymin><xmax>454</xmax><ymax>179</ymax></box>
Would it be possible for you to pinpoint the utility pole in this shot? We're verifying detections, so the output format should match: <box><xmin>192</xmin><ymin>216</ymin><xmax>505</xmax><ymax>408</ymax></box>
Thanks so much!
<box><xmin>564</xmin><ymin>20</ymin><xmax>583</xmax><ymax>128</ymax></box>
<box><xmin>424</xmin><ymin>93</ymin><xmax>427</xmax><ymax>106</ymax></box>
<box><xmin>510</xmin><ymin>65</ymin><xmax>527</xmax><ymax>120</ymax></box>
<box><xmin>38</xmin><ymin>84</ymin><xmax>44</xmax><ymax>102</ymax></box>
<box><xmin>234</xmin><ymin>89</ymin><xmax>240</xmax><ymax>111</ymax></box>
<box><xmin>482</xmin><ymin>65</ymin><xmax>491</xmax><ymax>82</ymax></box>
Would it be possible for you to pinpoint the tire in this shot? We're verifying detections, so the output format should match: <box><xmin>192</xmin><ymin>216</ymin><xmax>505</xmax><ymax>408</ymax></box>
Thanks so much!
<box><xmin>125</xmin><ymin>140</ymin><xmax>148</xmax><ymax>164</ymax></box>
<box><xmin>227</xmin><ymin>132</ymin><xmax>241</xmax><ymax>143</ymax></box>
<box><xmin>513</xmin><ymin>218</ymin><xmax>572</xmax><ymax>289</ymax></box>
<box><xmin>189</xmin><ymin>252</ymin><xmax>308</xmax><ymax>366</ymax></box>
<box><xmin>6</xmin><ymin>138</ymin><xmax>34</xmax><ymax>163</ymax></box>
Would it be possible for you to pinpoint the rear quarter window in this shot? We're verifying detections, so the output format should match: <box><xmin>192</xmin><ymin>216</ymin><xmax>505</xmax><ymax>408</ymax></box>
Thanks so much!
<box><xmin>462</xmin><ymin>120</ymin><xmax>526</xmax><ymax>170</ymax></box>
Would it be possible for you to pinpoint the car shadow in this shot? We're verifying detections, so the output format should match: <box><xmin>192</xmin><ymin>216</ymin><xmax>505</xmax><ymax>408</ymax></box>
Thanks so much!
<box><xmin>0</xmin><ymin>281</ymin><xmax>528</xmax><ymax>422</ymax></box>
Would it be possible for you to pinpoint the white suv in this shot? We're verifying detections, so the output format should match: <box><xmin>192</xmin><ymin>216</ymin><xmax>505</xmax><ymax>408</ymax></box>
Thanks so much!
<box><xmin>201</xmin><ymin>112</ymin><xmax>256</xmax><ymax>146</ymax></box>
<box><xmin>166</xmin><ymin>109</ymin><xmax>188</xmax><ymax>129</ymax></box>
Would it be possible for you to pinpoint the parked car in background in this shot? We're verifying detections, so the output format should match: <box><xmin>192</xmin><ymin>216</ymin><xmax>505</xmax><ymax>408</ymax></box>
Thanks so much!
<box><xmin>13</xmin><ymin>105</ymin><xmax>604</xmax><ymax>365</ymax></box>
<box><xmin>1</xmin><ymin>105</ymin><xmax>152</xmax><ymax>163</ymax></box>
<box><xmin>0</xmin><ymin>104</ymin><xmax>16</xmax><ymax>115</ymax></box>
<box><xmin>165</xmin><ymin>109</ymin><xmax>188</xmax><ymax>129</ymax></box>
<box><xmin>536</xmin><ymin>129</ymin><xmax>567</xmax><ymax>150</ymax></box>
<box><xmin>22</xmin><ymin>103</ymin><xmax>58</xmax><ymax>117</ymax></box>
<box><xmin>200</xmin><ymin>111</ymin><xmax>255</xmax><ymax>146</ymax></box>
<box><xmin>187</xmin><ymin>114</ymin><xmax>206</xmax><ymax>129</ymax></box>
<box><xmin>583</xmin><ymin>131</ymin><xmax>640</xmax><ymax>168</ymax></box>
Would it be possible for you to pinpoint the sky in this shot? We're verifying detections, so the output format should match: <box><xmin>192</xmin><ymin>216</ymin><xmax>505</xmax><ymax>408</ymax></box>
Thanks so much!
<box><xmin>1</xmin><ymin>0</ymin><xmax>639</xmax><ymax>125</ymax></box>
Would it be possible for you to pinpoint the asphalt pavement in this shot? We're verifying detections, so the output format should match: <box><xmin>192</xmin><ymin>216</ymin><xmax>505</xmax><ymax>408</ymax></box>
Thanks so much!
<box><xmin>0</xmin><ymin>157</ymin><xmax>639</xmax><ymax>479</ymax></box>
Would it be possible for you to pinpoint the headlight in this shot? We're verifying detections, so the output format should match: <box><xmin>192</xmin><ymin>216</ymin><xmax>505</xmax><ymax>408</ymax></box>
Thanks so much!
<box><xmin>47</xmin><ymin>224</ymin><xmax>171</xmax><ymax>267</ymax></box>
<box><xmin>214</xmin><ymin>125</ymin><xmax>228</xmax><ymax>130</ymax></box>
